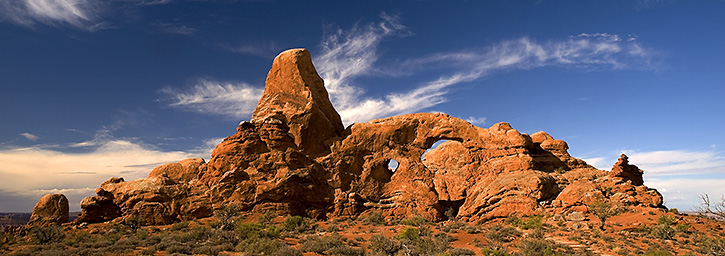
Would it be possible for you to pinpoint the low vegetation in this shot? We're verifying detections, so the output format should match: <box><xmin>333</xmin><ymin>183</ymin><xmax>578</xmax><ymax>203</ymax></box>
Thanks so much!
<box><xmin>2</xmin><ymin>204</ymin><xmax>725</xmax><ymax>256</ymax></box>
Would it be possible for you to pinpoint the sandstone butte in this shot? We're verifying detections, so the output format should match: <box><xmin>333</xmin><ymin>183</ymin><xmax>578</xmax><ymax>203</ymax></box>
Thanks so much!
<box><xmin>30</xmin><ymin>48</ymin><xmax>665</xmax><ymax>228</ymax></box>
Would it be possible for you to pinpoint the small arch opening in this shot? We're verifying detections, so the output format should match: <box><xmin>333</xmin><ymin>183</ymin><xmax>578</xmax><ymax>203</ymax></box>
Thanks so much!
<box><xmin>388</xmin><ymin>159</ymin><xmax>399</xmax><ymax>172</ymax></box>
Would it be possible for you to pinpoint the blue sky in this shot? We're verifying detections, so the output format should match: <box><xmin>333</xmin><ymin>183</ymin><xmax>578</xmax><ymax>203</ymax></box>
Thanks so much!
<box><xmin>1</xmin><ymin>0</ymin><xmax>724</xmax><ymax>212</ymax></box>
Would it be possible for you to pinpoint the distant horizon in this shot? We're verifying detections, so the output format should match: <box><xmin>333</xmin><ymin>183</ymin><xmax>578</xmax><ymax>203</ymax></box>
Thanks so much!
<box><xmin>2</xmin><ymin>0</ymin><xmax>724</xmax><ymax>212</ymax></box>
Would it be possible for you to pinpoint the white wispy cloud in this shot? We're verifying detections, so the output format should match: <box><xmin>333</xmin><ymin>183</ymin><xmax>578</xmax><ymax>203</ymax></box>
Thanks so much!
<box><xmin>160</xmin><ymin>24</ymin><xmax>197</xmax><ymax>35</ymax></box>
<box><xmin>315</xmin><ymin>12</ymin><xmax>409</xmax><ymax>116</ymax></box>
<box><xmin>0</xmin><ymin>0</ymin><xmax>105</xmax><ymax>30</ymax></box>
<box><xmin>465</xmin><ymin>116</ymin><xmax>487</xmax><ymax>126</ymax></box>
<box><xmin>160</xmin><ymin>78</ymin><xmax>264</xmax><ymax>120</ymax></box>
<box><xmin>645</xmin><ymin>177</ymin><xmax>725</xmax><ymax>211</ymax></box>
<box><xmin>0</xmin><ymin>139</ymin><xmax>201</xmax><ymax>211</ymax></box>
<box><xmin>627</xmin><ymin>149</ymin><xmax>725</xmax><ymax>175</ymax></box>
<box><xmin>20</xmin><ymin>132</ymin><xmax>39</xmax><ymax>141</ymax></box>
<box><xmin>313</xmin><ymin>15</ymin><xmax>657</xmax><ymax>124</ymax></box>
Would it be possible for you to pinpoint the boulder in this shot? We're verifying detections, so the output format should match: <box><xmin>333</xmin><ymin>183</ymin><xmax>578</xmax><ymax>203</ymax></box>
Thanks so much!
<box><xmin>27</xmin><ymin>193</ymin><xmax>69</xmax><ymax>227</ymax></box>
<box><xmin>73</xmin><ymin>188</ymin><xmax>121</xmax><ymax>224</ymax></box>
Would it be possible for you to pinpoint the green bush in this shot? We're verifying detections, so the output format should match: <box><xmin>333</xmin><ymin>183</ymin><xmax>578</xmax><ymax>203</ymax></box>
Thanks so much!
<box><xmin>300</xmin><ymin>233</ymin><xmax>344</xmax><ymax>254</ymax></box>
<box><xmin>236</xmin><ymin>222</ymin><xmax>280</xmax><ymax>240</ymax></box>
<box><xmin>486</xmin><ymin>224</ymin><xmax>521</xmax><ymax>243</ymax></box>
<box><xmin>257</xmin><ymin>210</ymin><xmax>276</xmax><ymax>225</ymax></box>
<box><xmin>237</xmin><ymin>237</ymin><xmax>302</xmax><ymax>256</ymax></box>
<box><xmin>29</xmin><ymin>224</ymin><xmax>65</xmax><ymax>245</ymax></box>
<box><xmin>698</xmin><ymin>236</ymin><xmax>725</xmax><ymax>255</ymax></box>
<box><xmin>517</xmin><ymin>238</ymin><xmax>575</xmax><ymax>256</ymax></box>
<box><xmin>368</xmin><ymin>234</ymin><xmax>400</xmax><ymax>255</ymax></box>
<box><xmin>395</xmin><ymin>227</ymin><xmax>420</xmax><ymax>241</ymax></box>
<box><xmin>361</xmin><ymin>211</ymin><xmax>386</xmax><ymax>226</ymax></box>
<box><xmin>643</xmin><ymin>249</ymin><xmax>672</xmax><ymax>256</ymax></box>
<box><xmin>508</xmin><ymin>215</ymin><xmax>543</xmax><ymax>230</ymax></box>
<box><xmin>401</xmin><ymin>215</ymin><xmax>430</xmax><ymax>227</ymax></box>
<box><xmin>481</xmin><ymin>247</ymin><xmax>509</xmax><ymax>256</ymax></box>
<box><xmin>447</xmin><ymin>247</ymin><xmax>476</xmax><ymax>256</ymax></box>
<box><xmin>282</xmin><ymin>215</ymin><xmax>308</xmax><ymax>232</ymax></box>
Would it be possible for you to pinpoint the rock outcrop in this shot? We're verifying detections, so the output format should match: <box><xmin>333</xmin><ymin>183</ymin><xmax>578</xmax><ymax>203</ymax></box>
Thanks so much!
<box><xmin>251</xmin><ymin>49</ymin><xmax>344</xmax><ymax>157</ymax></box>
<box><xmin>74</xmin><ymin>48</ymin><xmax>664</xmax><ymax>226</ymax></box>
<box><xmin>609</xmin><ymin>154</ymin><xmax>644</xmax><ymax>186</ymax></box>
<box><xmin>27</xmin><ymin>193</ymin><xmax>69</xmax><ymax>227</ymax></box>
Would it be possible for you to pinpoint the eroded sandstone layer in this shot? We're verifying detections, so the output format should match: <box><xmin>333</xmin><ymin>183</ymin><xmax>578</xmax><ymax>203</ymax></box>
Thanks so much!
<box><xmin>49</xmin><ymin>48</ymin><xmax>663</xmax><ymax>226</ymax></box>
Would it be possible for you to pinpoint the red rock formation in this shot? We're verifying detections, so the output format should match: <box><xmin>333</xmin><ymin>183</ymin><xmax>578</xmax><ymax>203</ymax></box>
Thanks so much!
<box><xmin>72</xmin><ymin>188</ymin><xmax>121</xmax><ymax>224</ymax></box>
<box><xmin>74</xmin><ymin>48</ymin><xmax>664</xmax><ymax>226</ymax></box>
<box><xmin>609</xmin><ymin>154</ymin><xmax>644</xmax><ymax>186</ymax></box>
<box><xmin>251</xmin><ymin>48</ymin><xmax>344</xmax><ymax>157</ymax></box>
<box><xmin>27</xmin><ymin>193</ymin><xmax>69</xmax><ymax>227</ymax></box>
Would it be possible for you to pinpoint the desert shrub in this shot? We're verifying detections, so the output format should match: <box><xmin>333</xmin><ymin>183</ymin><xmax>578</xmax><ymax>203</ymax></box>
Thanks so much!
<box><xmin>300</xmin><ymin>233</ymin><xmax>344</xmax><ymax>254</ymax></box>
<box><xmin>167</xmin><ymin>243</ymin><xmax>193</xmax><ymax>254</ymax></box>
<box><xmin>11</xmin><ymin>244</ymin><xmax>70</xmax><ymax>256</ymax></box>
<box><xmin>257</xmin><ymin>210</ymin><xmax>276</xmax><ymax>225</ymax></box>
<box><xmin>139</xmin><ymin>247</ymin><xmax>156</xmax><ymax>256</ymax></box>
<box><xmin>236</xmin><ymin>237</ymin><xmax>301</xmax><ymax>256</ymax></box>
<box><xmin>517</xmin><ymin>238</ymin><xmax>575</xmax><ymax>256</ymax></box>
<box><xmin>192</xmin><ymin>243</ymin><xmax>235</xmax><ymax>255</ymax></box>
<box><xmin>643</xmin><ymin>248</ymin><xmax>672</xmax><ymax>256</ymax></box>
<box><xmin>368</xmin><ymin>234</ymin><xmax>400</xmax><ymax>255</ymax></box>
<box><xmin>447</xmin><ymin>247</ymin><xmax>476</xmax><ymax>256</ymax></box>
<box><xmin>236</xmin><ymin>222</ymin><xmax>279</xmax><ymax>240</ymax></box>
<box><xmin>508</xmin><ymin>215</ymin><xmax>543</xmax><ymax>230</ymax></box>
<box><xmin>176</xmin><ymin>225</ymin><xmax>215</xmax><ymax>243</ymax></box>
<box><xmin>139</xmin><ymin>233</ymin><xmax>161</xmax><ymax>247</ymax></box>
<box><xmin>361</xmin><ymin>211</ymin><xmax>386</xmax><ymax>226</ymax></box>
<box><xmin>29</xmin><ymin>224</ymin><xmax>65</xmax><ymax>244</ymax></box>
<box><xmin>215</xmin><ymin>204</ymin><xmax>244</xmax><ymax>231</ymax></box>
<box><xmin>323</xmin><ymin>244</ymin><xmax>365</xmax><ymax>256</ymax></box>
<box><xmin>395</xmin><ymin>227</ymin><xmax>420</xmax><ymax>241</ymax></box>
<box><xmin>529</xmin><ymin>227</ymin><xmax>545</xmax><ymax>239</ymax></box>
<box><xmin>698</xmin><ymin>236</ymin><xmax>725</xmax><ymax>255</ymax></box>
<box><xmin>481</xmin><ymin>247</ymin><xmax>509</xmax><ymax>256</ymax></box>
<box><xmin>170</xmin><ymin>220</ymin><xmax>189</xmax><ymax>231</ymax></box>
<box><xmin>1</xmin><ymin>229</ymin><xmax>13</xmax><ymax>248</ymax></box>
<box><xmin>650</xmin><ymin>215</ymin><xmax>675</xmax><ymax>240</ymax></box>
<box><xmin>486</xmin><ymin>224</ymin><xmax>521</xmax><ymax>244</ymax></box>
<box><xmin>440</xmin><ymin>221</ymin><xmax>466</xmax><ymax>233</ymax></box>
<box><xmin>282</xmin><ymin>215</ymin><xmax>310</xmax><ymax>233</ymax></box>
<box><xmin>66</xmin><ymin>247</ymin><xmax>104</xmax><ymax>256</ymax></box>
<box><xmin>675</xmin><ymin>223</ymin><xmax>690</xmax><ymax>233</ymax></box>
<box><xmin>404</xmin><ymin>234</ymin><xmax>452</xmax><ymax>256</ymax></box>
<box><xmin>445</xmin><ymin>207</ymin><xmax>458</xmax><ymax>220</ymax></box>
<box><xmin>401</xmin><ymin>215</ymin><xmax>430</xmax><ymax>227</ymax></box>
<box><xmin>590</xmin><ymin>202</ymin><xmax>626</xmax><ymax>228</ymax></box>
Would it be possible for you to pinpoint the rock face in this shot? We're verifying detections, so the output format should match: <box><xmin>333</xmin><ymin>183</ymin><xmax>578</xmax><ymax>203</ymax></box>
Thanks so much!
<box><xmin>75</xmin><ymin>48</ymin><xmax>665</xmax><ymax>225</ymax></box>
<box><xmin>27</xmin><ymin>194</ymin><xmax>69</xmax><ymax>227</ymax></box>
<box><xmin>251</xmin><ymin>49</ymin><xmax>344</xmax><ymax>157</ymax></box>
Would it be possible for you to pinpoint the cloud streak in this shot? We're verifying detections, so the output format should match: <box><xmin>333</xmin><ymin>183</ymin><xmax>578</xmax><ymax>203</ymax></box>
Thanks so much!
<box><xmin>313</xmin><ymin>15</ymin><xmax>658</xmax><ymax>124</ymax></box>
<box><xmin>628</xmin><ymin>149</ymin><xmax>725</xmax><ymax>175</ymax></box>
<box><xmin>20</xmin><ymin>133</ymin><xmax>39</xmax><ymax>141</ymax></box>
<box><xmin>160</xmin><ymin>78</ymin><xmax>264</xmax><ymax>120</ymax></box>
<box><xmin>0</xmin><ymin>0</ymin><xmax>105</xmax><ymax>30</ymax></box>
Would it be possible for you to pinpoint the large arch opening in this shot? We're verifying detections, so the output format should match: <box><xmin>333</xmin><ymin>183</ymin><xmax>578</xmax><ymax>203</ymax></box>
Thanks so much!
<box><xmin>422</xmin><ymin>139</ymin><xmax>468</xmax><ymax>220</ymax></box>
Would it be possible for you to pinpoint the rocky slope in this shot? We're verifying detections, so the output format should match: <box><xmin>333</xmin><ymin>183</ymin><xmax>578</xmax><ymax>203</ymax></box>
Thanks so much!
<box><xmin>31</xmin><ymin>48</ymin><xmax>665</xmax><ymax>228</ymax></box>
